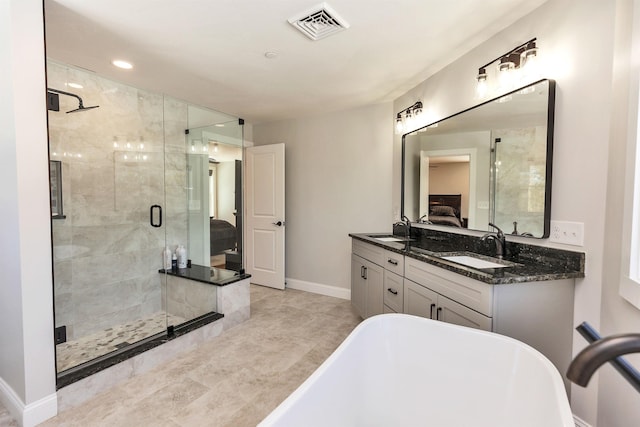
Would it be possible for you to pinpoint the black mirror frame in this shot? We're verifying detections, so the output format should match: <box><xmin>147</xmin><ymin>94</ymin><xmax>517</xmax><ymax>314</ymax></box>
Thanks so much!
<box><xmin>401</xmin><ymin>78</ymin><xmax>556</xmax><ymax>238</ymax></box>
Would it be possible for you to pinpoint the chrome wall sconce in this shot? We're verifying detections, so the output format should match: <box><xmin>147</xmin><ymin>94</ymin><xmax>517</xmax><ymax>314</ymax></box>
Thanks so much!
<box><xmin>395</xmin><ymin>101</ymin><xmax>423</xmax><ymax>134</ymax></box>
<box><xmin>476</xmin><ymin>38</ymin><xmax>539</xmax><ymax>99</ymax></box>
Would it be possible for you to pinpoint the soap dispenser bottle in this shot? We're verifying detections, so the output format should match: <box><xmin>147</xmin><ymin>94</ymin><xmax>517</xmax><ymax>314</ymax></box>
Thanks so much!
<box><xmin>162</xmin><ymin>246</ymin><xmax>172</xmax><ymax>271</ymax></box>
<box><xmin>176</xmin><ymin>245</ymin><xmax>187</xmax><ymax>269</ymax></box>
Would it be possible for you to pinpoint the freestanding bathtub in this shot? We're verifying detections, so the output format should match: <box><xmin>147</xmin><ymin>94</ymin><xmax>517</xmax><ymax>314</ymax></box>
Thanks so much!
<box><xmin>259</xmin><ymin>314</ymin><xmax>574</xmax><ymax>427</ymax></box>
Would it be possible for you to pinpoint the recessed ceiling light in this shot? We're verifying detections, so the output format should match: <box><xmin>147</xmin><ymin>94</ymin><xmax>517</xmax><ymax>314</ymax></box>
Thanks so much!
<box><xmin>67</xmin><ymin>82</ymin><xmax>83</xmax><ymax>89</ymax></box>
<box><xmin>112</xmin><ymin>59</ymin><xmax>133</xmax><ymax>69</ymax></box>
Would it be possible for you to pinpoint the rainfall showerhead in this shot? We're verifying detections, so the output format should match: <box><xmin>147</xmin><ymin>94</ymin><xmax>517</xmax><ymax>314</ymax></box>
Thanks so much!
<box><xmin>47</xmin><ymin>88</ymin><xmax>99</xmax><ymax>113</ymax></box>
<box><xmin>66</xmin><ymin>103</ymin><xmax>100</xmax><ymax>114</ymax></box>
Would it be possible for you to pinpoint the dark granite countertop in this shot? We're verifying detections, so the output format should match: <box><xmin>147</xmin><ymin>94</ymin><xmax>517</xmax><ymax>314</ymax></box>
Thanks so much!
<box><xmin>350</xmin><ymin>229</ymin><xmax>585</xmax><ymax>285</ymax></box>
<box><xmin>160</xmin><ymin>264</ymin><xmax>251</xmax><ymax>286</ymax></box>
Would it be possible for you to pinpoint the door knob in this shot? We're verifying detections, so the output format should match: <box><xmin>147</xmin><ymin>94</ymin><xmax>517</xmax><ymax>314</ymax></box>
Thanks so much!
<box><xmin>272</xmin><ymin>221</ymin><xmax>285</xmax><ymax>226</ymax></box>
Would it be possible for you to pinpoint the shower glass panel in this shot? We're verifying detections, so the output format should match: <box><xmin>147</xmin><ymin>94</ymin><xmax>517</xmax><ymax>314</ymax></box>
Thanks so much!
<box><xmin>48</xmin><ymin>61</ymin><xmax>176</xmax><ymax>374</ymax></box>
<box><xmin>185</xmin><ymin>118</ymin><xmax>244</xmax><ymax>272</ymax></box>
<box><xmin>492</xmin><ymin>128</ymin><xmax>547</xmax><ymax>236</ymax></box>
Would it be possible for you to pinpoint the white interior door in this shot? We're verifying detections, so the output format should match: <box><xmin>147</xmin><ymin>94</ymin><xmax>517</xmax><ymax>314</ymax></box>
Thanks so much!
<box><xmin>245</xmin><ymin>143</ymin><xmax>285</xmax><ymax>289</ymax></box>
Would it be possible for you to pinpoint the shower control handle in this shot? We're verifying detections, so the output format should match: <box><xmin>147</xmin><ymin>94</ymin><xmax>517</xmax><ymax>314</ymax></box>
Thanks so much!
<box><xmin>150</xmin><ymin>205</ymin><xmax>162</xmax><ymax>227</ymax></box>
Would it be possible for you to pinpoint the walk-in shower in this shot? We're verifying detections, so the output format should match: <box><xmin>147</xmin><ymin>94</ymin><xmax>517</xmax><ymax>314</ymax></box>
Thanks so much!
<box><xmin>47</xmin><ymin>60</ymin><xmax>244</xmax><ymax>385</ymax></box>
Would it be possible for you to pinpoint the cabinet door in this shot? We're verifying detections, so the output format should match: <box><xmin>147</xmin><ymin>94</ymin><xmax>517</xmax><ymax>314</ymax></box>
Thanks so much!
<box><xmin>383</xmin><ymin>304</ymin><xmax>397</xmax><ymax>314</ymax></box>
<box><xmin>437</xmin><ymin>295</ymin><xmax>492</xmax><ymax>331</ymax></box>
<box><xmin>363</xmin><ymin>259</ymin><xmax>384</xmax><ymax>318</ymax></box>
<box><xmin>404</xmin><ymin>279</ymin><xmax>437</xmax><ymax>319</ymax></box>
<box><xmin>350</xmin><ymin>254</ymin><xmax>366</xmax><ymax>318</ymax></box>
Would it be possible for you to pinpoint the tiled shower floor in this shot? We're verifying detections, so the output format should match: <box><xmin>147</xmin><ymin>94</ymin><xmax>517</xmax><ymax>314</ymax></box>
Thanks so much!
<box><xmin>56</xmin><ymin>312</ymin><xmax>186</xmax><ymax>372</ymax></box>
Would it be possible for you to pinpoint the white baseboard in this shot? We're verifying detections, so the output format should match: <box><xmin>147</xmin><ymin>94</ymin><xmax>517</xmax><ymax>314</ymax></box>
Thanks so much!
<box><xmin>0</xmin><ymin>376</ymin><xmax>57</xmax><ymax>427</ymax></box>
<box><xmin>573</xmin><ymin>414</ymin><xmax>592</xmax><ymax>427</ymax></box>
<box><xmin>285</xmin><ymin>278</ymin><xmax>350</xmax><ymax>300</ymax></box>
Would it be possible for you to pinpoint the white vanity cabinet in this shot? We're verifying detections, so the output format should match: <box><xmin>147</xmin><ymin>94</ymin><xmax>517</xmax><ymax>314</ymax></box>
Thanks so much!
<box><xmin>351</xmin><ymin>240</ymin><xmax>405</xmax><ymax>318</ymax></box>
<box><xmin>403</xmin><ymin>255</ymin><xmax>575</xmax><ymax>392</ymax></box>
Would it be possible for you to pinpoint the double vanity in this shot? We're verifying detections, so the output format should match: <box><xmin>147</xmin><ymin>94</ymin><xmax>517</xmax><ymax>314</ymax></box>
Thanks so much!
<box><xmin>350</xmin><ymin>227</ymin><xmax>584</xmax><ymax>392</ymax></box>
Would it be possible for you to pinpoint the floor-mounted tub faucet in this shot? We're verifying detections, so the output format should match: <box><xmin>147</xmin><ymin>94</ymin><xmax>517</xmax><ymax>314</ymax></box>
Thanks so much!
<box><xmin>481</xmin><ymin>222</ymin><xmax>506</xmax><ymax>259</ymax></box>
<box><xmin>567</xmin><ymin>333</ymin><xmax>640</xmax><ymax>392</ymax></box>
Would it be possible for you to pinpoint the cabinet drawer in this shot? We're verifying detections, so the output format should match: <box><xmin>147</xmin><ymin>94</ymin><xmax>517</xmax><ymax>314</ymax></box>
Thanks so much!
<box><xmin>383</xmin><ymin>270</ymin><xmax>404</xmax><ymax>312</ymax></box>
<box><xmin>405</xmin><ymin>257</ymin><xmax>493</xmax><ymax>316</ymax></box>
<box><xmin>383</xmin><ymin>250</ymin><xmax>404</xmax><ymax>275</ymax></box>
<box><xmin>352</xmin><ymin>239</ymin><xmax>385</xmax><ymax>266</ymax></box>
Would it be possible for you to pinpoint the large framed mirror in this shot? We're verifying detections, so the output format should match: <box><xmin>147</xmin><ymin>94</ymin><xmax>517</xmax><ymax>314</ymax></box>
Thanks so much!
<box><xmin>402</xmin><ymin>79</ymin><xmax>555</xmax><ymax>238</ymax></box>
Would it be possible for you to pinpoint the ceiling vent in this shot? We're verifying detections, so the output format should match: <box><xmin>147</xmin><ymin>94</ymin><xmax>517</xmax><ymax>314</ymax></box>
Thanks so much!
<box><xmin>288</xmin><ymin>2</ymin><xmax>350</xmax><ymax>41</ymax></box>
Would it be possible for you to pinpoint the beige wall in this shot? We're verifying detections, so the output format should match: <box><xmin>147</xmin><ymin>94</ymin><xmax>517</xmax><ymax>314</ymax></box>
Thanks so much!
<box><xmin>253</xmin><ymin>103</ymin><xmax>393</xmax><ymax>293</ymax></box>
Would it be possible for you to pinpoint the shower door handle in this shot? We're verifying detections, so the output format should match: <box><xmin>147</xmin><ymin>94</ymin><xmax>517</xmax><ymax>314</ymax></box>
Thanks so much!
<box><xmin>150</xmin><ymin>205</ymin><xmax>162</xmax><ymax>227</ymax></box>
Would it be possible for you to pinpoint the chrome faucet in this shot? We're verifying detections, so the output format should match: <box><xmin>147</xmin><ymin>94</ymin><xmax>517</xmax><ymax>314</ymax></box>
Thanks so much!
<box><xmin>567</xmin><ymin>333</ymin><xmax>640</xmax><ymax>390</ymax></box>
<box><xmin>481</xmin><ymin>222</ymin><xmax>506</xmax><ymax>259</ymax></box>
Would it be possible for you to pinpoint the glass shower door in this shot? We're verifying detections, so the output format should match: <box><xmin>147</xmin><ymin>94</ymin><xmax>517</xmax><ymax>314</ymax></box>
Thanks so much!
<box><xmin>49</xmin><ymin>61</ymin><xmax>170</xmax><ymax>374</ymax></box>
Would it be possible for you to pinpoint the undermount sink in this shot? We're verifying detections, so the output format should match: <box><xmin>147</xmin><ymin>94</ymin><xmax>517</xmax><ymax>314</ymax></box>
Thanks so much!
<box><xmin>441</xmin><ymin>254</ymin><xmax>511</xmax><ymax>269</ymax></box>
<box><xmin>369</xmin><ymin>235</ymin><xmax>412</xmax><ymax>243</ymax></box>
<box><xmin>375</xmin><ymin>236</ymin><xmax>405</xmax><ymax>242</ymax></box>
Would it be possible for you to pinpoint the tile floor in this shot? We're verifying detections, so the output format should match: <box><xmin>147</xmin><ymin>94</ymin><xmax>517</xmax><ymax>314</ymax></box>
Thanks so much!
<box><xmin>1</xmin><ymin>284</ymin><xmax>360</xmax><ymax>427</ymax></box>
<box><xmin>56</xmin><ymin>312</ymin><xmax>187</xmax><ymax>372</ymax></box>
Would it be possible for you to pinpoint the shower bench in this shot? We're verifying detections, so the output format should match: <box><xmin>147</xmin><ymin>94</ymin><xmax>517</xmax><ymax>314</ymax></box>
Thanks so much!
<box><xmin>161</xmin><ymin>264</ymin><xmax>251</xmax><ymax>331</ymax></box>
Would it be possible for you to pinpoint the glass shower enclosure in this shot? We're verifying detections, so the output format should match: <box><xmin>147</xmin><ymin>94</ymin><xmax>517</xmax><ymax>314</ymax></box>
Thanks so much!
<box><xmin>47</xmin><ymin>60</ymin><xmax>242</xmax><ymax>382</ymax></box>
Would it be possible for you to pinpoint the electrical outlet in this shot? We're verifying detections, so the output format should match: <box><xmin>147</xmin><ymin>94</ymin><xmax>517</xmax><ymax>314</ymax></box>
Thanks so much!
<box><xmin>550</xmin><ymin>220</ymin><xmax>584</xmax><ymax>246</ymax></box>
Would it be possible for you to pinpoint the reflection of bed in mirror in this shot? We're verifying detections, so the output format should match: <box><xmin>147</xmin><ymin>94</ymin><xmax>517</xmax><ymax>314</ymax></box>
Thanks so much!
<box><xmin>210</xmin><ymin>218</ymin><xmax>237</xmax><ymax>255</ymax></box>
<box><xmin>428</xmin><ymin>194</ymin><xmax>466</xmax><ymax>228</ymax></box>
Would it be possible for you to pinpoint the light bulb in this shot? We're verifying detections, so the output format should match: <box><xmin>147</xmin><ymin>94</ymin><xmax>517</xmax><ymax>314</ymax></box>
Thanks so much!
<box><xmin>520</xmin><ymin>45</ymin><xmax>540</xmax><ymax>83</ymax></box>
<box><xmin>404</xmin><ymin>110</ymin><xmax>414</xmax><ymax>130</ymax></box>
<box><xmin>498</xmin><ymin>58</ymin><xmax>515</xmax><ymax>92</ymax></box>
<box><xmin>476</xmin><ymin>68</ymin><xmax>488</xmax><ymax>99</ymax></box>
<box><xmin>395</xmin><ymin>115</ymin><xmax>404</xmax><ymax>134</ymax></box>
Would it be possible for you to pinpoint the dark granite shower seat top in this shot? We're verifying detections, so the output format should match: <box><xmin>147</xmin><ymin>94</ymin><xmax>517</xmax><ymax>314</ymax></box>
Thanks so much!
<box><xmin>160</xmin><ymin>264</ymin><xmax>251</xmax><ymax>286</ymax></box>
<box><xmin>350</xmin><ymin>230</ymin><xmax>585</xmax><ymax>285</ymax></box>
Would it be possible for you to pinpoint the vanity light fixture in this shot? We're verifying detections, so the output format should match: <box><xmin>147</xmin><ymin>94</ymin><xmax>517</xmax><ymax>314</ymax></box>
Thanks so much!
<box><xmin>475</xmin><ymin>38</ymin><xmax>539</xmax><ymax>99</ymax></box>
<box><xmin>395</xmin><ymin>101</ymin><xmax>423</xmax><ymax>134</ymax></box>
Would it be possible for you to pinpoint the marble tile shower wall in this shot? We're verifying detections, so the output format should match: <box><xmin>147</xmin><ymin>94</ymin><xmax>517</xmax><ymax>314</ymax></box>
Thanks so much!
<box><xmin>48</xmin><ymin>61</ymin><xmax>188</xmax><ymax>340</ymax></box>
<box><xmin>493</xmin><ymin>126</ymin><xmax>546</xmax><ymax>235</ymax></box>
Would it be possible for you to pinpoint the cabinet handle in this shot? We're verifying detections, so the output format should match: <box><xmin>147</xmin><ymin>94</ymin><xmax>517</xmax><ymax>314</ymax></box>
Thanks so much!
<box><xmin>437</xmin><ymin>307</ymin><xmax>442</xmax><ymax>320</ymax></box>
<box><xmin>363</xmin><ymin>267</ymin><xmax>367</xmax><ymax>280</ymax></box>
<box><xmin>387</xmin><ymin>288</ymin><xmax>398</xmax><ymax>295</ymax></box>
<box><xmin>430</xmin><ymin>303</ymin><xmax>436</xmax><ymax>319</ymax></box>
<box><xmin>360</xmin><ymin>266</ymin><xmax>365</xmax><ymax>279</ymax></box>
<box><xmin>387</xmin><ymin>258</ymin><xmax>398</xmax><ymax>266</ymax></box>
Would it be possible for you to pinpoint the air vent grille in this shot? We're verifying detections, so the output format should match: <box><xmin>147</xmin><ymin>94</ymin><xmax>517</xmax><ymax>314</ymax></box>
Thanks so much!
<box><xmin>288</xmin><ymin>2</ymin><xmax>350</xmax><ymax>41</ymax></box>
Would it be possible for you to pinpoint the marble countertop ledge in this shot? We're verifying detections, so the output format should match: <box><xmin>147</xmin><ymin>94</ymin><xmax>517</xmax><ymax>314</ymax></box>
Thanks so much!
<box><xmin>350</xmin><ymin>230</ymin><xmax>585</xmax><ymax>285</ymax></box>
<box><xmin>160</xmin><ymin>264</ymin><xmax>251</xmax><ymax>286</ymax></box>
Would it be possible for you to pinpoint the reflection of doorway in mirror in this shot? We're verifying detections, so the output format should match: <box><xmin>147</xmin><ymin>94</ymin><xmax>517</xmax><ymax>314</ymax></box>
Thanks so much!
<box><xmin>209</xmin><ymin>163</ymin><xmax>217</xmax><ymax>218</ymax></box>
<box><xmin>420</xmin><ymin>148</ymin><xmax>477</xmax><ymax>228</ymax></box>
